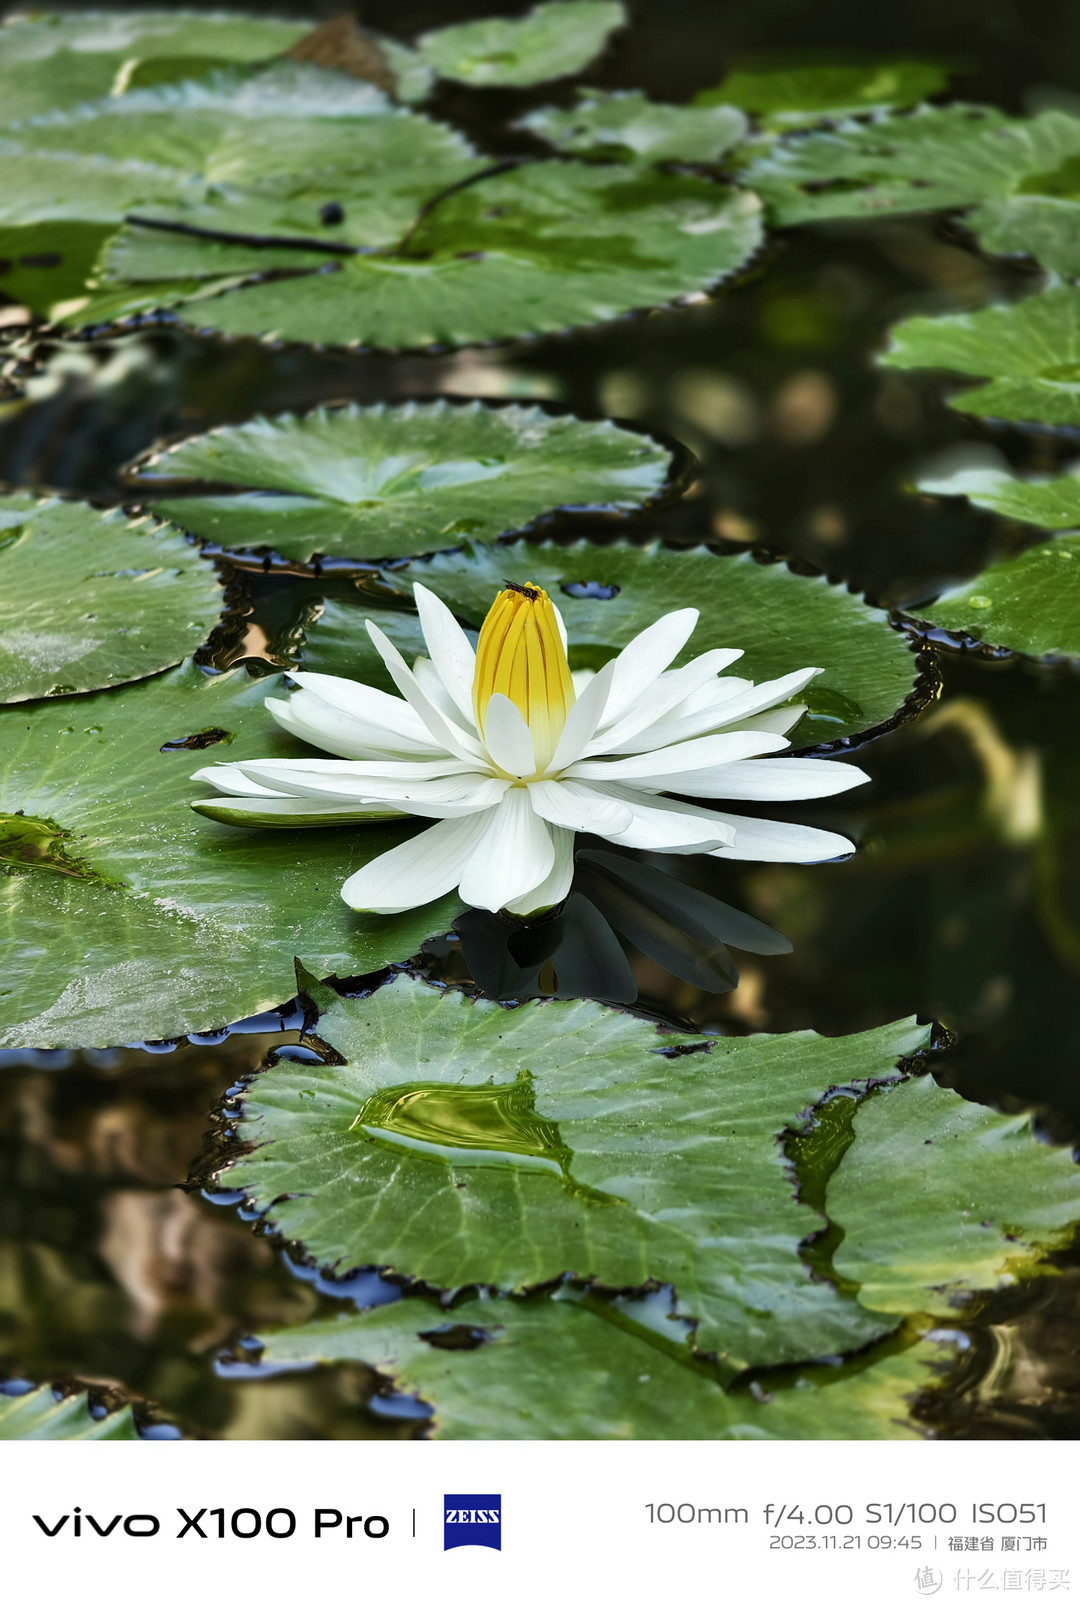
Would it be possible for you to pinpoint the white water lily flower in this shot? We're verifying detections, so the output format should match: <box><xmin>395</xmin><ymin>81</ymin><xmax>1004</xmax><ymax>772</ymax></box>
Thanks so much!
<box><xmin>191</xmin><ymin>580</ymin><xmax>869</xmax><ymax>917</ymax></box>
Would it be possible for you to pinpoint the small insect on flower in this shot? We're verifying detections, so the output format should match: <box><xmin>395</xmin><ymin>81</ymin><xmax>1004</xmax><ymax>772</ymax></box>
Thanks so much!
<box><xmin>191</xmin><ymin>581</ymin><xmax>868</xmax><ymax>916</ymax></box>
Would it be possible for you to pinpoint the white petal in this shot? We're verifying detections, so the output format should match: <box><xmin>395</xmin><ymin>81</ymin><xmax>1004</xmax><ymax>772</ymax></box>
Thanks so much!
<box><xmin>527</xmin><ymin>777</ymin><xmax>634</xmax><ymax>834</ymax></box>
<box><xmin>587</xmin><ymin>782</ymin><xmax>736</xmax><ymax>850</ymax></box>
<box><xmin>191</xmin><ymin>763</ymin><xmax>284</xmax><ymax>797</ymax></box>
<box><xmin>609</xmin><ymin>679</ymin><xmax>755</xmax><ymax>753</ymax></box>
<box><xmin>706</xmin><ymin>667</ymin><xmax>821</xmax><ymax>730</ymax></box>
<box><xmin>231</xmin><ymin>761</ymin><xmax>504</xmax><ymax>817</ymax></box>
<box><xmin>341</xmin><ymin>812</ymin><xmax>490</xmax><ymax>913</ymax></box>
<box><xmin>366</xmin><ymin>619</ymin><xmax>485</xmax><ymax>762</ymax></box>
<box><xmin>585</xmin><ymin>647</ymin><xmax>743</xmax><ymax>757</ymax></box>
<box><xmin>570</xmin><ymin>667</ymin><xmax>596</xmax><ymax>695</ymax></box>
<box><xmin>413</xmin><ymin>582</ymin><xmax>477</xmax><ymax>724</ymax></box>
<box><xmin>553</xmin><ymin>603</ymin><xmax>569</xmax><ymax>653</ymax></box>
<box><xmin>671</xmin><ymin>756</ymin><xmax>870</xmax><ymax>801</ymax></box>
<box><xmin>285</xmin><ymin>672</ymin><xmax>436</xmax><ymax>750</ymax></box>
<box><xmin>482</xmin><ymin>693</ymin><xmax>536</xmax><ymax>777</ymax></box>
<box><xmin>236</xmin><ymin>755</ymin><xmax>475</xmax><ymax>791</ymax></box>
<box><xmin>547</xmin><ymin>659</ymin><xmax>616</xmax><ymax>771</ymax></box>
<box><xmin>411</xmin><ymin>656</ymin><xmax>477</xmax><ymax>736</ymax></box>
<box><xmin>458</xmin><ymin>789</ymin><xmax>555</xmax><ymax>912</ymax></box>
<box><xmin>192</xmin><ymin>795</ymin><xmax>406</xmax><ymax>827</ymax></box>
<box><xmin>266</xmin><ymin>692</ymin><xmax>434</xmax><ymax>760</ymax></box>
<box><xmin>724</xmin><ymin>704</ymin><xmax>807</xmax><ymax>737</ymax></box>
<box><xmin>601</xmin><ymin>607</ymin><xmax>700</xmax><ymax>725</ymax></box>
<box><xmin>502</xmin><ymin>825</ymin><xmax>575</xmax><ymax>916</ymax></box>
<box><xmin>566</xmin><ymin>730</ymin><xmax>787</xmax><ymax>784</ymax></box>
<box><xmin>708</xmin><ymin>814</ymin><xmax>857</xmax><ymax>862</ymax></box>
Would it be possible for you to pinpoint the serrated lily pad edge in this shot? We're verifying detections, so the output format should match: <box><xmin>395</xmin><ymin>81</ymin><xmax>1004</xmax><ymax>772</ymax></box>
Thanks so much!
<box><xmin>120</xmin><ymin>396</ymin><xmax>699</xmax><ymax>564</ymax></box>
<box><xmin>58</xmin><ymin>186</ymin><xmax>766</xmax><ymax>355</ymax></box>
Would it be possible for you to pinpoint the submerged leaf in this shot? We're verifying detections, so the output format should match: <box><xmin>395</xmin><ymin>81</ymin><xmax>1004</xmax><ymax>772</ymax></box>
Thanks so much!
<box><xmin>220</xmin><ymin>975</ymin><xmax>931</xmax><ymax>1370</ymax></box>
<box><xmin>136</xmin><ymin>401</ymin><xmax>674</xmax><ymax>563</ymax></box>
<box><xmin>830</xmin><ymin>1075</ymin><xmax>1080</xmax><ymax>1315</ymax></box>
<box><xmin>0</xmin><ymin>496</ymin><xmax>220</xmax><ymax>702</ymax></box>
<box><xmin>918</xmin><ymin>460</ymin><xmax>1080</xmax><ymax>531</ymax></box>
<box><xmin>698</xmin><ymin>60</ymin><xmax>951</xmax><ymax>129</ymax></box>
<box><xmin>254</xmin><ymin>1291</ymin><xmax>953</xmax><ymax>1440</ymax></box>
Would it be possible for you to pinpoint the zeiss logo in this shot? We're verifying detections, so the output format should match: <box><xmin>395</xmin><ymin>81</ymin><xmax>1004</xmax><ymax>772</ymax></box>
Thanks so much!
<box><xmin>444</xmin><ymin>1495</ymin><xmax>501</xmax><ymax>1551</ymax></box>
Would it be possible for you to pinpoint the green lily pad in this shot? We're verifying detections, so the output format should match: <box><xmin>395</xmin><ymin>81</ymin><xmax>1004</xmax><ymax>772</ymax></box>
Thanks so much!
<box><xmin>0</xmin><ymin>662</ymin><xmax>462</xmax><ymax>1049</ymax></box>
<box><xmin>0</xmin><ymin>1385</ymin><xmax>139</xmax><ymax>1440</ymax></box>
<box><xmin>0</xmin><ymin>220</ymin><xmax>118</xmax><ymax>314</ymax></box>
<box><xmin>520</xmin><ymin>90</ymin><xmax>747</xmax><ymax>165</ymax></box>
<box><xmin>9</xmin><ymin>64</ymin><xmax>483</xmax><ymax>244</ymax></box>
<box><xmin>0</xmin><ymin>496</ymin><xmax>221</xmax><ymax>703</ymax></box>
<box><xmin>968</xmin><ymin>195</ymin><xmax>1080</xmax><ymax>278</ymax></box>
<box><xmin>918</xmin><ymin>460</ymin><xmax>1080</xmax><ymax>531</ymax></box>
<box><xmin>220</xmin><ymin>975</ymin><xmax>933</xmax><ymax>1371</ymax></box>
<box><xmin>110</xmin><ymin>163</ymin><xmax>762</xmax><ymax>351</ymax></box>
<box><xmin>415</xmin><ymin>1</ymin><xmax>626</xmax><ymax>88</ymax></box>
<box><xmin>136</xmin><ymin>401</ymin><xmax>675</xmax><ymax>563</ymax></box>
<box><xmin>696</xmin><ymin>60</ymin><xmax>951</xmax><ymax>129</ymax></box>
<box><xmin>744</xmin><ymin>105</ymin><xmax>1080</xmax><ymax>227</ymax></box>
<box><xmin>254</xmin><ymin>1291</ymin><xmax>953</xmax><ymax>1439</ymax></box>
<box><xmin>912</xmin><ymin>535</ymin><xmax>1080</xmax><ymax>659</ymax></box>
<box><xmin>880</xmin><ymin>286</ymin><xmax>1080</xmax><ymax>427</ymax></box>
<box><xmin>326</xmin><ymin>538</ymin><xmax>921</xmax><ymax>749</ymax></box>
<box><xmin>0</xmin><ymin>11</ymin><xmax>310</xmax><ymax>127</ymax></box>
<box><xmin>830</xmin><ymin>1075</ymin><xmax>1080</xmax><ymax>1315</ymax></box>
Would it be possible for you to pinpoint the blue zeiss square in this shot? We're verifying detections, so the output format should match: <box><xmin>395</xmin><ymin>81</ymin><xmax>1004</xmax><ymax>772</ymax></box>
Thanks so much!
<box><xmin>444</xmin><ymin>1494</ymin><xmax>502</xmax><ymax>1551</ymax></box>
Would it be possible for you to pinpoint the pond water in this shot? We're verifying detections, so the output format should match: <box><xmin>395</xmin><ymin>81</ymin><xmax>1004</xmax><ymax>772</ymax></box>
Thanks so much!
<box><xmin>1</xmin><ymin>0</ymin><xmax>1080</xmax><ymax>1441</ymax></box>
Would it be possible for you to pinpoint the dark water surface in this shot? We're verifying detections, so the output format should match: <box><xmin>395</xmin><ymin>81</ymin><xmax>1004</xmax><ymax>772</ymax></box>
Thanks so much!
<box><xmin>2</xmin><ymin>0</ymin><xmax>1080</xmax><ymax>1438</ymax></box>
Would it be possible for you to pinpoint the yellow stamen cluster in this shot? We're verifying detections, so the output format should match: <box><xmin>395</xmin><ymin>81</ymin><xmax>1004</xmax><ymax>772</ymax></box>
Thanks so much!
<box><xmin>473</xmin><ymin>582</ymin><xmax>576</xmax><ymax>773</ymax></box>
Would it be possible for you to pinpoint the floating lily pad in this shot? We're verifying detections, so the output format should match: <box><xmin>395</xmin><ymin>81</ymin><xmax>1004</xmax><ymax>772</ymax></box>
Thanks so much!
<box><xmin>745</xmin><ymin>105</ymin><xmax>1080</xmax><ymax>227</ymax></box>
<box><xmin>0</xmin><ymin>1385</ymin><xmax>139</xmax><ymax>1440</ymax></box>
<box><xmin>0</xmin><ymin>662</ymin><xmax>462</xmax><ymax>1048</ymax></box>
<box><xmin>323</xmin><ymin>538</ymin><xmax>922</xmax><ymax>749</ymax></box>
<box><xmin>696</xmin><ymin>60</ymin><xmax>951</xmax><ymax>129</ymax></box>
<box><xmin>9</xmin><ymin>65</ymin><xmax>483</xmax><ymax>244</ymax></box>
<box><xmin>415</xmin><ymin>1</ymin><xmax>626</xmax><ymax>88</ymax></box>
<box><xmin>830</xmin><ymin>1074</ymin><xmax>1080</xmax><ymax>1315</ymax></box>
<box><xmin>968</xmin><ymin>195</ymin><xmax>1080</xmax><ymax>279</ymax></box>
<box><xmin>912</xmin><ymin>535</ymin><xmax>1080</xmax><ymax>659</ymax></box>
<box><xmin>881</xmin><ymin>286</ymin><xmax>1080</xmax><ymax>426</ymax></box>
<box><xmin>113</xmin><ymin>164</ymin><xmax>762</xmax><ymax>351</ymax></box>
<box><xmin>220</xmin><ymin>975</ymin><xmax>932</xmax><ymax>1370</ymax></box>
<box><xmin>520</xmin><ymin>90</ymin><xmax>747</xmax><ymax>165</ymax></box>
<box><xmin>918</xmin><ymin>460</ymin><xmax>1080</xmax><ymax>531</ymax></box>
<box><xmin>254</xmin><ymin>1291</ymin><xmax>953</xmax><ymax>1440</ymax></box>
<box><xmin>0</xmin><ymin>11</ymin><xmax>310</xmax><ymax>126</ymax></box>
<box><xmin>0</xmin><ymin>496</ymin><xmax>221</xmax><ymax>703</ymax></box>
<box><xmin>136</xmin><ymin>402</ymin><xmax>675</xmax><ymax>563</ymax></box>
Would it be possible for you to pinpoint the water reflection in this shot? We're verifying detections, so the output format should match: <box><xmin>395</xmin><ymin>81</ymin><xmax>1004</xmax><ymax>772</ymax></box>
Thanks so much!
<box><xmin>0</xmin><ymin>1042</ymin><xmax>417</xmax><ymax>1439</ymax></box>
<box><xmin>444</xmin><ymin>842</ymin><xmax>791</xmax><ymax>1008</ymax></box>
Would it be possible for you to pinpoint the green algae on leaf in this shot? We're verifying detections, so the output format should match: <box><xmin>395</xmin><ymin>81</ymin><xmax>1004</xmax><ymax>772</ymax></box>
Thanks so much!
<box><xmin>913</xmin><ymin>535</ymin><xmax>1080</xmax><ymax>660</ymax></box>
<box><xmin>135</xmin><ymin>401</ymin><xmax>674</xmax><ymax>563</ymax></box>
<box><xmin>829</xmin><ymin>1074</ymin><xmax>1080</xmax><ymax>1316</ymax></box>
<box><xmin>219</xmin><ymin>974</ymin><xmax>932</xmax><ymax>1372</ymax></box>
<box><xmin>254</xmin><ymin>1291</ymin><xmax>953</xmax><ymax>1440</ymax></box>
<box><xmin>414</xmin><ymin>1</ymin><xmax>626</xmax><ymax>88</ymax></box>
<box><xmin>881</xmin><ymin>286</ymin><xmax>1080</xmax><ymax>427</ymax></box>
<box><xmin>0</xmin><ymin>663</ymin><xmax>462</xmax><ymax>1048</ymax></box>
<box><xmin>520</xmin><ymin>90</ymin><xmax>747</xmax><ymax>165</ymax></box>
<box><xmin>0</xmin><ymin>497</ymin><xmax>221</xmax><ymax>703</ymax></box>
<box><xmin>0</xmin><ymin>1385</ymin><xmax>139</xmax><ymax>1440</ymax></box>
